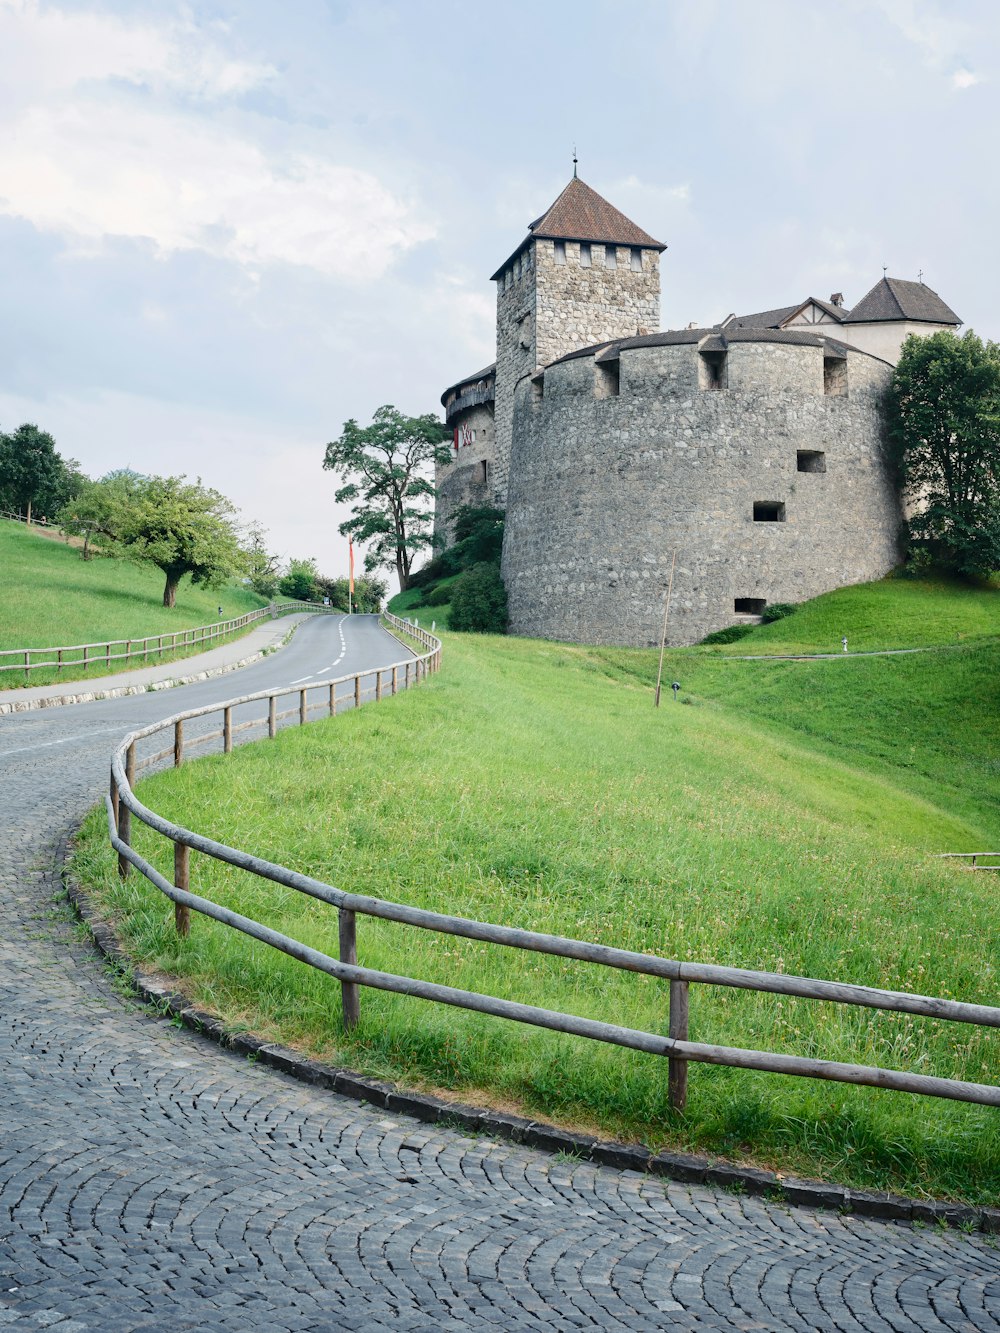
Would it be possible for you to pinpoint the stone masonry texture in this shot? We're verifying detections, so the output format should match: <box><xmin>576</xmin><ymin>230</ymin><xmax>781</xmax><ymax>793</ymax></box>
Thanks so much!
<box><xmin>502</xmin><ymin>338</ymin><xmax>900</xmax><ymax>647</ymax></box>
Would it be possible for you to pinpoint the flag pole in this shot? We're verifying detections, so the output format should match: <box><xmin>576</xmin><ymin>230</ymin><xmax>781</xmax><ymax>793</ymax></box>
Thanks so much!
<box><xmin>654</xmin><ymin>549</ymin><xmax>677</xmax><ymax>708</ymax></box>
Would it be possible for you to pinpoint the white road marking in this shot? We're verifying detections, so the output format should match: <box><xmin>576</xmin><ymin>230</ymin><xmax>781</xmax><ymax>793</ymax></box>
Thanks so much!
<box><xmin>0</xmin><ymin>724</ymin><xmax>126</xmax><ymax>759</ymax></box>
<box><xmin>289</xmin><ymin>676</ymin><xmax>312</xmax><ymax>685</ymax></box>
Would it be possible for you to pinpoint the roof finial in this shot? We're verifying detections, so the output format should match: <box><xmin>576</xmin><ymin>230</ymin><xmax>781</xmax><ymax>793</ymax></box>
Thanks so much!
<box><xmin>918</xmin><ymin>268</ymin><xmax>924</xmax><ymax>283</ymax></box>
<box><xmin>572</xmin><ymin>145</ymin><xmax>578</xmax><ymax>179</ymax></box>
<box><xmin>882</xmin><ymin>264</ymin><xmax>888</xmax><ymax>276</ymax></box>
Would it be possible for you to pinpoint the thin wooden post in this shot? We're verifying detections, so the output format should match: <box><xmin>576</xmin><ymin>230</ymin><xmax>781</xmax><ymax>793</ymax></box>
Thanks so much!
<box><xmin>174</xmin><ymin>719</ymin><xmax>184</xmax><ymax>767</ymax></box>
<box><xmin>329</xmin><ymin>682</ymin><xmax>336</xmax><ymax>716</ymax></box>
<box><xmin>354</xmin><ymin>675</ymin><xmax>361</xmax><ymax>709</ymax></box>
<box><xmin>338</xmin><ymin>908</ymin><xmax>360</xmax><ymax>1031</ymax></box>
<box><xmin>376</xmin><ymin>670</ymin><xmax>382</xmax><ymax>702</ymax></box>
<box><xmin>126</xmin><ymin>640</ymin><xmax>132</xmax><ymax>665</ymax></box>
<box><xmin>668</xmin><ymin>979</ymin><xmax>690</xmax><ymax>1110</ymax></box>
<box><xmin>224</xmin><ymin>706</ymin><xmax>233</xmax><ymax>753</ymax></box>
<box><xmin>299</xmin><ymin>690</ymin><xmax>307</xmax><ymax>725</ymax></box>
<box><xmin>110</xmin><ymin>772</ymin><xmax>119</xmax><ymax>827</ymax></box>
<box><xmin>392</xmin><ymin>666</ymin><xmax>398</xmax><ymax>695</ymax></box>
<box><xmin>117</xmin><ymin>743</ymin><xmax>136</xmax><ymax>879</ymax></box>
<box><xmin>268</xmin><ymin>695</ymin><xmax>277</xmax><ymax>739</ymax></box>
<box><xmin>57</xmin><ymin>648</ymin><xmax>63</xmax><ymax>675</ymax></box>
<box><xmin>105</xmin><ymin>642</ymin><xmax>110</xmax><ymax>668</ymax></box>
<box><xmin>654</xmin><ymin>549</ymin><xmax>677</xmax><ymax>708</ymax></box>
<box><xmin>24</xmin><ymin>650</ymin><xmax>28</xmax><ymax>680</ymax></box>
<box><xmin>174</xmin><ymin>843</ymin><xmax>191</xmax><ymax>937</ymax></box>
<box><xmin>83</xmin><ymin>645</ymin><xmax>89</xmax><ymax>672</ymax></box>
<box><xmin>405</xmin><ymin>662</ymin><xmax>410</xmax><ymax>688</ymax></box>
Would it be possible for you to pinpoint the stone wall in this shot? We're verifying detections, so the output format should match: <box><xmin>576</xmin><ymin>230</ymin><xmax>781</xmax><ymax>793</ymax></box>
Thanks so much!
<box><xmin>502</xmin><ymin>338</ymin><xmax>900</xmax><ymax>647</ymax></box>
<box><xmin>493</xmin><ymin>238</ymin><xmax>661</xmax><ymax>507</ymax></box>
<box><xmin>434</xmin><ymin>401</ymin><xmax>494</xmax><ymax>545</ymax></box>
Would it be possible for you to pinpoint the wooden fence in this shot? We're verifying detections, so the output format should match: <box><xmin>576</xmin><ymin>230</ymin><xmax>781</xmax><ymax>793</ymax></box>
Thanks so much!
<box><xmin>105</xmin><ymin>612</ymin><xmax>1000</xmax><ymax>1112</ymax></box>
<box><xmin>0</xmin><ymin>601</ymin><xmax>338</xmax><ymax>679</ymax></box>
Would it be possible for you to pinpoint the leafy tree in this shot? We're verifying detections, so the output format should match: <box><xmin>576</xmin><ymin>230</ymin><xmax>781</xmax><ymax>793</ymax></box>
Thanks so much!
<box><xmin>450</xmin><ymin>504</ymin><xmax>505</xmax><ymax>567</ymax></box>
<box><xmin>243</xmin><ymin>522</ymin><xmax>282</xmax><ymax>598</ymax></box>
<box><xmin>93</xmin><ymin>474</ymin><xmax>245</xmax><ymax>608</ymax></box>
<box><xmin>449</xmin><ymin>561</ymin><xmax>508</xmax><ymax>633</ymax></box>
<box><xmin>279</xmin><ymin>557</ymin><xmax>319</xmax><ymax>602</ymax></box>
<box><xmin>888</xmin><ymin>330</ymin><xmax>1000</xmax><ymax>576</ymax></box>
<box><xmin>317</xmin><ymin>574</ymin><xmax>387</xmax><ymax>613</ymax></box>
<box><xmin>0</xmin><ymin>423</ymin><xmax>81</xmax><ymax>524</ymax></box>
<box><xmin>59</xmin><ymin>471</ymin><xmax>139</xmax><ymax>560</ymax></box>
<box><xmin>323</xmin><ymin>405</ymin><xmax>451</xmax><ymax>592</ymax></box>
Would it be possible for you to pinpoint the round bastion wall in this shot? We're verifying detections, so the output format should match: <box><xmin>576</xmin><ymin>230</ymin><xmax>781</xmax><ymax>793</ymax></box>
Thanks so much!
<box><xmin>501</xmin><ymin>337</ymin><xmax>900</xmax><ymax>647</ymax></box>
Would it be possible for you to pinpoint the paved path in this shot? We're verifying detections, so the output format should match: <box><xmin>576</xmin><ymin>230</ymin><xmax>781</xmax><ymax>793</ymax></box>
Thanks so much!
<box><xmin>1</xmin><ymin>616</ymin><xmax>998</xmax><ymax>1330</ymax></box>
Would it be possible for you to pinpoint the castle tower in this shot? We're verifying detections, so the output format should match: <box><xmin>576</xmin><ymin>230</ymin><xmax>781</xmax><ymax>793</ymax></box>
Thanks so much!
<box><xmin>489</xmin><ymin>176</ymin><xmax>666</xmax><ymax>503</ymax></box>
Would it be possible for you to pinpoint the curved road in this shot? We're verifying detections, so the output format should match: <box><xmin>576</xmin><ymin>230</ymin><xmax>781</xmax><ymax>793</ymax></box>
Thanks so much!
<box><xmin>1</xmin><ymin>615</ymin><xmax>997</xmax><ymax>1331</ymax></box>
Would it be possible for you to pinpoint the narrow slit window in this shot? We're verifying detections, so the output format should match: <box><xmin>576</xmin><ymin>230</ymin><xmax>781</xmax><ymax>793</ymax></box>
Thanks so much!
<box><xmin>554</xmin><ymin>241</ymin><xmax>566</xmax><ymax>265</ymax></box>
<box><xmin>480</xmin><ymin>461</ymin><xmax>488</xmax><ymax>484</ymax></box>
<box><xmin>630</xmin><ymin>247</ymin><xmax>642</xmax><ymax>271</ymax></box>
<box><xmin>532</xmin><ymin>375</ymin><xmax>544</xmax><ymax>403</ymax></box>
<box><xmin>605</xmin><ymin>245</ymin><xmax>617</xmax><ymax>269</ymax></box>
<box><xmin>594</xmin><ymin>360</ymin><xmax>620</xmax><ymax>398</ymax></box>
<box><xmin>753</xmin><ymin>501</ymin><xmax>786</xmax><ymax>522</ymax></box>
<box><xmin>735</xmin><ymin>598</ymin><xmax>766</xmax><ymax>614</ymax></box>
<box><xmin>797</xmin><ymin>450</ymin><xmax>826</xmax><ymax>473</ymax></box>
<box><xmin>580</xmin><ymin>243</ymin><xmax>592</xmax><ymax>268</ymax></box>
<box><xmin>699</xmin><ymin>350</ymin><xmax>728</xmax><ymax>390</ymax></box>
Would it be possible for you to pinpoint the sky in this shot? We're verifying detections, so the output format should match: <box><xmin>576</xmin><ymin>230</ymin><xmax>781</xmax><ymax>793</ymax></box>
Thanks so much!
<box><xmin>1</xmin><ymin>0</ymin><xmax>998</xmax><ymax>582</ymax></box>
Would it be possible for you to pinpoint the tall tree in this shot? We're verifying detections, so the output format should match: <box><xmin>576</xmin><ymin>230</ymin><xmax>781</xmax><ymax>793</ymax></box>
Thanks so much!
<box><xmin>322</xmin><ymin>405</ymin><xmax>451</xmax><ymax>591</ymax></box>
<box><xmin>59</xmin><ymin>470</ymin><xmax>139</xmax><ymax>560</ymax></box>
<box><xmin>243</xmin><ymin>521</ymin><xmax>282</xmax><ymax>598</ymax></box>
<box><xmin>888</xmin><ymin>330</ymin><xmax>1000</xmax><ymax>577</ymax></box>
<box><xmin>0</xmin><ymin>423</ymin><xmax>76</xmax><ymax>524</ymax></box>
<box><xmin>98</xmin><ymin>474</ymin><xmax>245</xmax><ymax>607</ymax></box>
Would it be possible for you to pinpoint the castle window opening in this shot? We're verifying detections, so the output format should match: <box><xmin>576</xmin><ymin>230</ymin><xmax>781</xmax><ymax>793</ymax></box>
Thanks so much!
<box><xmin>594</xmin><ymin>359</ymin><xmax>620</xmax><ymax>398</ymax></box>
<box><xmin>580</xmin><ymin>243</ymin><xmax>592</xmax><ymax>268</ymax></box>
<box><xmin>605</xmin><ymin>245</ymin><xmax>617</xmax><ymax>269</ymax></box>
<box><xmin>823</xmin><ymin>355</ymin><xmax>848</xmax><ymax>396</ymax></box>
<box><xmin>532</xmin><ymin>375</ymin><xmax>544</xmax><ymax>403</ymax></box>
<box><xmin>753</xmin><ymin>501</ymin><xmax>786</xmax><ymax>522</ymax></box>
<box><xmin>797</xmin><ymin>450</ymin><xmax>826</xmax><ymax>473</ymax></box>
<box><xmin>480</xmin><ymin>461</ymin><xmax>488</xmax><ymax>484</ymax></box>
<box><xmin>630</xmin><ymin>247</ymin><xmax>642</xmax><ymax>271</ymax></box>
<box><xmin>554</xmin><ymin>241</ymin><xmax>566</xmax><ymax>265</ymax></box>
<box><xmin>734</xmin><ymin>598</ymin><xmax>767</xmax><ymax>614</ymax></box>
<box><xmin>698</xmin><ymin>349</ymin><xmax>728</xmax><ymax>391</ymax></box>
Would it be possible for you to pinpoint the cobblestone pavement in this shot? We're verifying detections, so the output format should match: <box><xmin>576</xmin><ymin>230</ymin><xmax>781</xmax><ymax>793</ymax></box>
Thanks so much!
<box><xmin>1</xmin><ymin>618</ymin><xmax>998</xmax><ymax>1331</ymax></box>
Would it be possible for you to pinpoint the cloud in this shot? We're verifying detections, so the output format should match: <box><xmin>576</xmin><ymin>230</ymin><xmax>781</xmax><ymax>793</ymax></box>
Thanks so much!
<box><xmin>952</xmin><ymin>68</ymin><xmax>981</xmax><ymax>89</ymax></box>
<box><xmin>0</xmin><ymin>1</ymin><xmax>435</xmax><ymax>280</ymax></box>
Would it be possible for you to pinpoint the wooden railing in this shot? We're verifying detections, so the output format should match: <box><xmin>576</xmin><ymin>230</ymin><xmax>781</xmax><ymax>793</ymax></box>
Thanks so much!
<box><xmin>104</xmin><ymin>618</ymin><xmax>1000</xmax><ymax>1112</ymax></box>
<box><xmin>0</xmin><ymin>601</ymin><xmax>337</xmax><ymax>679</ymax></box>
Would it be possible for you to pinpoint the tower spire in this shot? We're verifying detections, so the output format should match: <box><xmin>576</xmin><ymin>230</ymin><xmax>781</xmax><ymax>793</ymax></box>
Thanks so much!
<box><xmin>572</xmin><ymin>145</ymin><xmax>578</xmax><ymax>179</ymax></box>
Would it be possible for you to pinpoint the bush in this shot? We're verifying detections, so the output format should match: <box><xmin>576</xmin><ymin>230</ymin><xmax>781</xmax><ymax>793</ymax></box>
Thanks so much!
<box><xmin>699</xmin><ymin>623</ymin><xmax>755</xmax><ymax>645</ymax></box>
<box><xmin>760</xmin><ymin>602</ymin><xmax>797</xmax><ymax>623</ymax></box>
<box><xmin>449</xmin><ymin>562</ymin><xmax>508</xmax><ymax>633</ymax></box>
<box><xmin>424</xmin><ymin>583</ymin><xmax>453</xmax><ymax>606</ymax></box>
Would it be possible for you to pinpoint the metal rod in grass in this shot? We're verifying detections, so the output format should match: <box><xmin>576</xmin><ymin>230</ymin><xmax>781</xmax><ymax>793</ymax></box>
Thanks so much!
<box><xmin>654</xmin><ymin>549</ymin><xmax>677</xmax><ymax>708</ymax></box>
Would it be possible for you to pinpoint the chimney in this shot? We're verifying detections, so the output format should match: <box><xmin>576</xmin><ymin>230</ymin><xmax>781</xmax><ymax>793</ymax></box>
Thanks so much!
<box><xmin>829</xmin><ymin>292</ymin><xmax>844</xmax><ymax>308</ymax></box>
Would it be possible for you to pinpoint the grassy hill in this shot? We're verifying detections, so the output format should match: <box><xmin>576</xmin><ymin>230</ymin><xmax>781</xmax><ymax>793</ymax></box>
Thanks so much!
<box><xmin>71</xmin><ymin>575</ymin><xmax>1000</xmax><ymax>1202</ymax></box>
<box><xmin>0</xmin><ymin>519</ymin><xmax>268</xmax><ymax>687</ymax></box>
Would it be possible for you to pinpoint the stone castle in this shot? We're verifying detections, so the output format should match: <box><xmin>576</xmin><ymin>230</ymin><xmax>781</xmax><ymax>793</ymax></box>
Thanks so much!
<box><xmin>437</xmin><ymin>174</ymin><xmax>961</xmax><ymax>646</ymax></box>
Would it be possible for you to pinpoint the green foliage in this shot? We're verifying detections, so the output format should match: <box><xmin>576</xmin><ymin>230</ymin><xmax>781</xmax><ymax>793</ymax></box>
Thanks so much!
<box><xmin>242</xmin><ymin>522</ymin><xmax>281</xmax><ymax>598</ymax></box>
<box><xmin>888</xmin><ymin>330</ymin><xmax>1000</xmax><ymax>577</ymax></box>
<box><xmin>448</xmin><ymin>561</ymin><xmax>508</xmax><ymax>633</ymax></box>
<box><xmin>760</xmin><ymin>602</ymin><xmax>797</xmax><ymax>624</ymax></box>
<box><xmin>700</xmin><ymin>623</ymin><xmax>755</xmax><ymax>645</ymax></box>
<box><xmin>0</xmin><ymin>423</ymin><xmax>85</xmax><ymax>523</ymax></box>
<box><xmin>315</xmin><ymin>574</ymin><xmax>386</xmax><ymax>613</ymax></box>
<box><xmin>449</xmin><ymin>504</ymin><xmax>505</xmax><ymax>566</ymax></box>
<box><xmin>279</xmin><ymin>557</ymin><xmax>319</xmax><ymax>602</ymax></box>
<box><xmin>323</xmin><ymin>405</ymin><xmax>451</xmax><ymax>591</ymax></box>
<box><xmin>60</xmin><ymin>471</ymin><xmax>139</xmax><ymax>561</ymax></box>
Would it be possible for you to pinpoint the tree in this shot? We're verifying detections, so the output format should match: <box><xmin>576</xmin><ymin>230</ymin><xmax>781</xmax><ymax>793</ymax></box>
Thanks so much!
<box><xmin>0</xmin><ymin>423</ymin><xmax>80</xmax><ymax>524</ymax></box>
<box><xmin>59</xmin><ymin>470</ymin><xmax>139</xmax><ymax>560</ymax></box>
<box><xmin>449</xmin><ymin>562</ymin><xmax>508</xmax><ymax>633</ymax></box>
<box><xmin>243</xmin><ymin>522</ymin><xmax>282</xmax><ymax>598</ymax></box>
<box><xmin>95</xmin><ymin>474</ymin><xmax>245</xmax><ymax>608</ymax></box>
<box><xmin>279</xmin><ymin>557</ymin><xmax>319</xmax><ymax>602</ymax></box>
<box><xmin>450</xmin><ymin>504</ymin><xmax>505</xmax><ymax>566</ymax></box>
<box><xmin>888</xmin><ymin>330</ymin><xmax>1000</xmax><ymax>577</ymax></box>
<box><xmin>322</xmin><ymin>405</ymin><xmax>451</xmax><ymax>592</ymax></box>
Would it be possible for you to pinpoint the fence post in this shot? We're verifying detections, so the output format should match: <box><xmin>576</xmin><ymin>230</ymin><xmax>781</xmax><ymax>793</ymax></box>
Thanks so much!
<box><xmin>329</xmin><ymin>682</ymin><xmax>336</xmax><ymax>716</ymax></box>
<box><xmin>117</xmin><ymin>743</ymin><xmax>136</xmax><ymax>879</ymax></box>
<box><xmin>83</xmin><ymin>645</ymin><xmax>88</xmax><ymax>672</ymax></box>
<box><xmin>338</xmin><ymin>908</ymin><xmax>360</xmax><ymax>1031</ymax></box>
<box><xmin>392</xmin><ymin>666</ymin><xmax>398</xmax><ymax>696</ymax></box>
<box><xmin>668</xmin><ymin>979</ymin><xmax>690</xmax><ymax>1111</ymax></box>
<box><xmin>174</xmin><ymin>719</ymin><xmax>184</xmax><ymax>767</ymax></box>
<box><xmin>224</xmin><ymin>706</ymin><xmax>233</xmax><ymax>754</ymax></box>
<box><xmin>174</xmin><ymin>843</ymin><xmax>191</xmax><ymax>938</ymax></box>
<box><xmin>109</xmin><ymin>771</ymin><xmax>119</xmax><ymax>827</ymax></box>
<box><xmin>405</xmin><ymin>662</ymin><xmax>410</xmax><ymax>689</ymax></box>
<box><xmin>354</xmin><ymin>675</ymin><xmax>361</xmax><ymax>710</ymax></box>
<box><xmin>24</xmin><ymin>650</ymin><xmax>28</xmax><ymax>681</ymax></box>
<box><xmin>300</xmin><ymin>690</ymin><xmax>307</xmax><ymax>725</ymax></box>
<box><xmin>57</xmin><ymin>648</ymin><xmax>63</xmax><ymax>675</ymax></box>
<box><xmin>376</xmin><ymin>671</ymin><xmax>382</xmax><ymax>702</ymax></box>
<box><xmin>268</xmin><ymin>695</ymin><xmax>277</xmax><ymax>739</ymax></box>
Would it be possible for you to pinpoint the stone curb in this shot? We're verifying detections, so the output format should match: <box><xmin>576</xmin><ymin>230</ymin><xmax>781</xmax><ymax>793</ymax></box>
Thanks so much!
<box><xmin>0</xmin><ymin>625</ymin><xmax>297</xmax><ymax>714</ymax></box>
<box><xmin>63</xmin><ymin>872</ymin><xmax>1000</xmax><ymax>1235</ymax></box>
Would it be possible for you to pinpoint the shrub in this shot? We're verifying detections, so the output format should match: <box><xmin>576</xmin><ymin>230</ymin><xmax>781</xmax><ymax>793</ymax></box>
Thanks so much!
<box><xmin>760</xmin><ymin>602</ymin><xmax>797</xmax><ymax>623</ymax></box>
<box><xmin>449</xmin><ymin>562</ymin><xmax>508</xmax><ymax>633</ymax></box>
<box><xmin>424</xmin><ymin>583</ymin><xmax>452</xmax><ymax>606</ymax></box>
<box><xmin>699</xmin><ymin>623</ymin><xmax>755</xmax><ymax>646</ymax></box>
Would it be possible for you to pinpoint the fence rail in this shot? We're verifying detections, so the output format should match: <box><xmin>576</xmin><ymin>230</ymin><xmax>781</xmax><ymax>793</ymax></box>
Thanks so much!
<box><xmin>104</xmin><ymin>613</ymin><xmax>1000</xmax><ymax>1112</ymax></box>
<box><xmin>0</xmin><ymin>601</ymin><xmax>338</xmax><ymax>678</ymax></box>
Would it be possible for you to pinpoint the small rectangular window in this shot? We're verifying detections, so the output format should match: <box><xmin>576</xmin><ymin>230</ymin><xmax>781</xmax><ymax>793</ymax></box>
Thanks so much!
<box><xmin>630</xmin><ymin>247</ymin><xmax>642</xmax><ymax>271</ymax></box>
<box><xmin>605</xmin><ymin>245</ymin><xmax>617</xmax><ymax>269</ymax></box>
<box><xmin>580</xmin><ymin>243</ymin><xmax>591</xmax><ymax>267</ymax></box>
<box><xmin>753</xmin><ymin>501</ymin><xmax>786</xmax><ymax>522</ymax></box>
<box><xmin>698</xmin><ymin>350</ymin><xmax>727</xmax><ymax>390</ymax></box>
<box><xmin>797</xmin><ymin>450</ymin><xmax>826</xmax><ymax>473</ymax></box>
<box><xmin>824</xmin><ymin>356</ymin><xmax>848</xmax><ymax>396</ymax></box>
<box><xmin>532</xmin><ymin>375</ymin><xmax>544</xmax><ymax>403</ymax></box>
<box><xmin>554</xmin><ymin>241</ymin><xmax>566</xmax><ymax>265</ymax></box>
<box><xmin>480</xmin><ymin>461</ymin><xmax>488</xmax><ymax>484</ymax></box>
<box><xmin>735</xmin><ymin>598</ymin><xmax>766</xmax><ymax>614</ymax></box>
<box><xmin>594</xmin><ymin>360</ymin><xmax>620</xmax><ymax>398</ymax></box>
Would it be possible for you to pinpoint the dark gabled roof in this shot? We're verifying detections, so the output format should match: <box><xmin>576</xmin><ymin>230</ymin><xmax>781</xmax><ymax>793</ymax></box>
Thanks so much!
<box><xmin>842</xmin><ymin>277</ymin><xmax>961</xmax><ymax>326</ymax></box>
<box><xmin>490</xmin><ymin>176</ymin><xmax>666</xmax><ymax>280</ymax></box>
<box><xmin>724</xmin><ymin>296</ymin><xmax>850</xmax><ymax>330</ymax></box>
<box><xmin>546</xmin><ymin>325</ymin><xmax>890</xmax><ymax>369</ymax></box>
<box><xmin>440</xmin><ymin>363</ymin><xmax>496</xmax><ymax>406</ymax></box>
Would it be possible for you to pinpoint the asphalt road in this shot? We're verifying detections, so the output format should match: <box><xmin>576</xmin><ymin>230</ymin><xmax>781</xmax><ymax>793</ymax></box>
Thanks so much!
<box><xmin>1</xmin><ymin>614</ymin><xmax>998</xmax><ymax>1331</ymax></box>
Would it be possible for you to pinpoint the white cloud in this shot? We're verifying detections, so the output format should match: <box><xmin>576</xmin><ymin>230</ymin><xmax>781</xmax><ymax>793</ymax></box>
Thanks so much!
<box><xmin>0</xmin><ymin>1</ymin><xmax>434</xmax><ymax>280</ymax></box>
<box><xmin>952</xmin><ymin>68</ymin><xmax>981</xmax><ymax>89</ymax></box>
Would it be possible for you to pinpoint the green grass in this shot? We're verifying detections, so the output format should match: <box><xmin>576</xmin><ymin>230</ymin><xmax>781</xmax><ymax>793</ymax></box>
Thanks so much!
<box><xmin>388</xmin><ymin>585</ymin><xmax>452</xmax><ymax>629</ymax></box>
<box><xmin>71</xmin><ymin>575</ymin><xmax>1000</xmax><ymax>1202</ymax></box>
<box><xmin>0</xmin><ymin>520</ymin><xmax>269</xmax><ymax>686</ymax></box>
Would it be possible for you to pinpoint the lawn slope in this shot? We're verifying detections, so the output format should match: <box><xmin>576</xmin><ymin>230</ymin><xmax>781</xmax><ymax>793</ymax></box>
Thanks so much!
<box><xmin>71</xmin><ymin>579</ymin><xmax>1000</xmax><ymax>1202</ymax></box>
